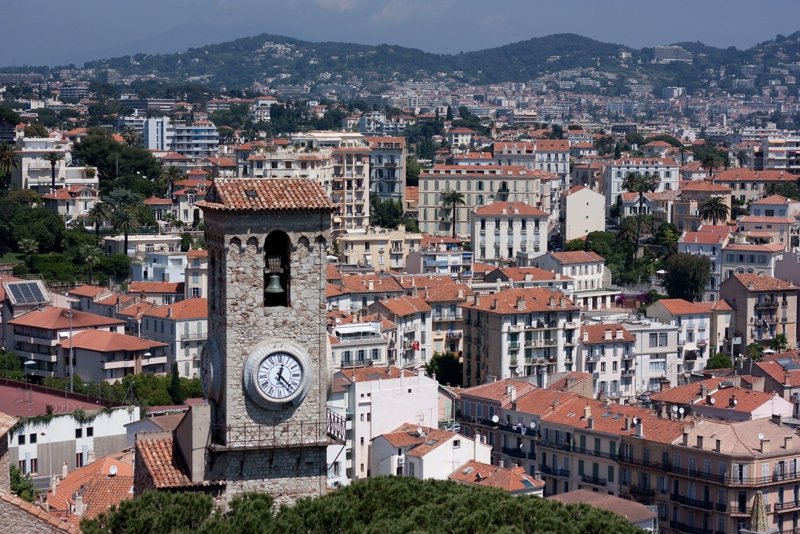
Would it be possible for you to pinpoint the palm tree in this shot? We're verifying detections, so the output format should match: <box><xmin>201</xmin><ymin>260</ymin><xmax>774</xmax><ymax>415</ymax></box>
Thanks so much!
<box><xmin>699</xmin><ymin>151</ymin><xmax>724</xmax><ymax>180</ymax></box>
<box><xmin>86</xmin><ymin>201</ymin><xmax>113</xmax><ymax>242</ymax></box>
<box><xmin>43</xmin><ymin>151</ymin><xmax>64</xmax><ymax>193</ymax></box>
<box><xmin>157</xmin><ymin>166</ymin><xmax>184</xmax><ymax>198</ymax></box>
<box><xmin>617</xmin><ymin>217</ymin><xmax>639</xmax><ymax>246</ymax></box>
<box><xmin>79</xmin><ymin>244</ymin><xmax>103</xmax><ymax>284</ymax></box>
<box><xmin>0</xmin><ymin>142</ymin><xmax>18</xmax><ymax>189</ymax></box>
<box><xmin>112</xmin><ymin>207</ymin><xmax>140</xmax><ymax>256</ymax></box>
<box><xmin>17</xmin><ymin>237</ymin><xmax>39</xmax><ymax>257</ymax></box>
<box><xmin>440</xmin><ymin>190</ymin><xmax>466</xmax><ymax>238</ymax></box>
<box><xmin>736</xmin><ymin>150</ymin><xmax>750</xmax><ymax>169</ymax></box>
<box><xmin>699</xmin><ymin>196</ymin><xmax>730</xmax><ymax>226</ymax></box>
<box><xmin>122</xmin><ymin>126</ymin><xmax>140</xmax><ymax>146</ymax></box>
<box><xmin>621</xmin><ymin>172</ymin><xmax>659</xmax><ymax>248</ymax></box>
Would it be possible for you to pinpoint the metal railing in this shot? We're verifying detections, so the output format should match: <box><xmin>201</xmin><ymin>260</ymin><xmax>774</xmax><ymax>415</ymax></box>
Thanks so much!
<box><xmin>212</xmin><ymin>409</ymin><xmax>345</xmax><ymax>449</ymax></box>
<box><xmin>581</xmin><ymin>474</ymin><xmax>607</xmax><ymax>486</ymax></box>
<box><xmin>671</xmin><ymin>493</ymin><xmax>714</xmax><ymax>510</ymax></box>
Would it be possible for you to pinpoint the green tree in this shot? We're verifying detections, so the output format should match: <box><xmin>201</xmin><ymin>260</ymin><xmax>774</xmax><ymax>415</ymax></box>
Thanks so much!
<box><xmin>10</xmin><ymin>465</ymin><xmax>36</xmax><ymax>502</ymax></box>
<box><xmin>747</xmin><ymin>342</ymin><xmax>764</xmax><ymax>361</ymax></box>
<box><xmin>445</xmin><ymin>105</ymin><xmax>453</xmax><ymax>121</ymax></box>
<box><xmin>699</xmin><ymin>196</ymin><xmax>730</xmax><ymax>225</ymax></box>
<box><xmin>86</xmin><ymin>201</ymin><xmax>114</xmax><ymax>242</ymax></box>
<box><xmin>82</xmin><ymin>490</ymin><xmax>214</xmax><ymax>534</ymax></box>
<box><xmin>24</xmin><ymin>123</ymin><xmax>49</xmax><ymax>138</ymax></box>
<box><xmin>706</xmin><ymin>353</ymin><xmax>733</xmax><ymax>369</ymax></box>
<box><xmin>168</xmin><ymin>363</ymin><xmax>183</xmax><ymax>405</ymax></box>
<box><xmin>663</xmin><ymin>253</ymin><xmax>711</xmax><ymax>302</ymax></box>
<box><xmin>406</xmin><ymin>155</ymin><xmax>421</xmax><ymax>187</ymax></box>
<box><xmin>440</xmin><ymin>190</ymin><xmax>466</xmax><ymax>238</ymax></box>
<box><xmin>621</xmin><ymin>172</ymin><xmax>659</xmax><ymax>249</ymax></box>
<box><xmin>0</xmin><ymin>141</ymin><xmax>19</xmax><ymax>190</ymax></box>
<box><xmin>156</xmin><ymin>166</ymin><xmax>185</xmax><ymax>198</ymax></box>
<box><xmin>654</xmin><ymin>222</ymin><xmax>679</xmax><ymax>255</ymax></box>
<box><xmin>43</xmin><ymin>151</ymin><xmax>64</xmax><ymax>193</ymax></box>
<box><xmin>769</xmin><ymin>333</ymin><xmax>789</xmax><ymax>352</ymax></box>
<box><xmin>79</xmin><ymin>244</ymin><xmax>104</xmax><ymax>284</ymax></box>
<box><xmin>699</xmin><ymin>149</ymin><xmax>724</xmax><ymax>178</ymax></box>
<box><xmin>112</xmin><ymin>207</ymin><xmax>140</xmax><ymax>256</ymax></box>
<box><xmin>425</xmin><ymin>352</ymin><xmax>462</xmax><ymax>387</ymax></box>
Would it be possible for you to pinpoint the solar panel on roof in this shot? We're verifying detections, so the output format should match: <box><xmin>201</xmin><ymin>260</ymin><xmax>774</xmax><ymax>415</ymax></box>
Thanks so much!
<box><xmin>612</xmin><ymin>413</ymin><xmax>623</xmax><ymax>420</ymax></box>
<box><xmin>601</xmin><ymin>411</ymin><xmax>612</xmax><ymax>418</ymax></box>
<box><xmin>6</xmin><ymin>281</ymin><xmax>49</xmax><ymax>305</ymax></box>
<box><xmin>783</xmin><ymin>362</ymin><xmax>800</xmax><ymax>371</ymax></box>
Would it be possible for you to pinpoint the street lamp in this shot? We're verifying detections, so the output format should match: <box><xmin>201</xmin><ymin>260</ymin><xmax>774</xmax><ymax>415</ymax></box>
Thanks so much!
<box><xmin>64</xmin><ymin>311</ymin><xmax>74</xmax><ymax>393</ymax></box>
<box><xmin>24</xmin><ymin>360</ymin><xmax>35</xmax><ymax>404</ymax></box>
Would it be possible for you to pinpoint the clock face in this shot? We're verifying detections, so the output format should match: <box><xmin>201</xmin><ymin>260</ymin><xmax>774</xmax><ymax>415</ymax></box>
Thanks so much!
<box><xmin>243</xmin><ymin>342</ymin><xmax>312</xmax><ymax>410</ymax></box>
<box><xmin>256</xmin><ymin>352</ymin><xmax>304</xmax><ymax>400</ymax></box>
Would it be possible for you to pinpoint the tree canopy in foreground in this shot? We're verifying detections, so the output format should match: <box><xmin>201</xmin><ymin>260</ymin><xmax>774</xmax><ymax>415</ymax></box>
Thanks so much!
<box><xmin>82</xmin><ymin>477</ymin><xmax>644</xmax><ymax>534</ymax></box>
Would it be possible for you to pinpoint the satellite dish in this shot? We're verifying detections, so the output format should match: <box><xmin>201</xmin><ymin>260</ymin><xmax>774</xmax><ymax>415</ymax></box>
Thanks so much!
<box><xmin>758</xmin><ymin>432</ymin><xmax>765</xmax><ymax>441</ymax></box>
<box><xmin>632</xmin><ymin>417</ymin><xmax>640</xmax><ymax>425</ymax></box>
<box><xmin>709</xmin><ymin>397</ymin><xmax>716</xmax><ymax>405</ymax></box>
<box><xmin>491</xmin><ymin>415</ymin><xmax>499</xmax><ymax>424</ymax></box>
<box><xmin>671</xmin><ymin>405</ymin><xmax>678</xmax><ymax>413</ymax></box>
<box><xmin>108</xmin><ymin>465</ymin><xmax>118</xmax><ymax>477</ymax></box>
<box><xmin>732</xmin><ymin>399</ymin><xmax>738</xmax><ymax>406</ymax></box>
<box><xmin>679</xmin><ymin>407</ymin><xmax>685</xmax><ymax>415</ymax></box>
<box><xmin>417</xmin><ymin>427</ymin><xmax>424</xmax><ymax>435</ymax></box>
<box><xmin>530</xmin><ymin>421</ymin><xmax>537</xmax><ymax>429</ymax></box>
<box><xmin>519</xmin><ymin>443</ymin><xmax>524</xmax><ymax>449</ymax></box>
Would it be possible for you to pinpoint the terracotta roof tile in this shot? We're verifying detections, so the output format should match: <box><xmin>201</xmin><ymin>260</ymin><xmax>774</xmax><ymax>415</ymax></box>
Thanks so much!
<box><xmin>547</xmin><ymin>250</ymin><xmax>605</xmax><ymax>264</ymax></box>
<box><xmin>373</xmin><ymin>295</ymin><xmax>431</xmax><ymax>317</ymax></box>
<box><xmin>136</xmin><ymin>437</ymin><xmax>200</xmax><ymax>489</ymax></box>
<box><xmin>198</xmin><ymin>178</ymin><xmax>334</xmax><ymax>214</ymax></box>
<box><xmin>728</xmin><ymin>273</ymin><xmax>797</xmax><ymax>292</ymax></box>
<box><xmin>653</xmin><ymin>298</ymin><xmax>713</xmax><ymax>316</ymax></box>
<box><xmin>143</xmin><ymin>298</ymin><xmax>207</xmax><ymax>320</ymax></box>
<box><xmin>338</xmin><ymin>366</ymin><xmax>417</xmax><ymax>383</ymax></box>
<box><xmin>450</xmin><ymin>461</ymin><xmax>544</xmax><ymax>493</ymax></box>
<box><xmin>128</xmin><ymin>281</ymin><xmax>184</xmax><ymax>294</ymax></box>
<box><xmin>474</xmin><ymin>201</ymin><xmax>548</xmax><ymax>217</ymax></box>
<box><xmin>60</xmin><ymin>330</ymin><xmax>167</xmax><ymax>352</ymax></box>
<box><xmin>8</xmin><ymin>306</ymin><xmax>124</xmax><ymax>330</ymax></box>
<box><xmin>462</xmin><ymin>287</ymin><xmax>579</xmax><ymax>314</ymax></box>
<box><xmin>713</xmin><ymin>169</ymin><xmax>798</xmax><ymax>182</ymax></box>
<box><xmin>580</xmin><ymin>324</ymin><xmax>635</xmax><ymax>344</ymax></box>
<box><xmin>67</xmin><ymin>285</ymin><xmax>109</xmax><ymax>298</ymax></box>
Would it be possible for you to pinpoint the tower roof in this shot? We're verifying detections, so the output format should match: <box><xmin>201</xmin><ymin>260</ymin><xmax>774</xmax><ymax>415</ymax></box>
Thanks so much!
<box><xmin>198</xmin><ymin>178</ymin><xmax>334</xmax><ymax>214</ymax></box>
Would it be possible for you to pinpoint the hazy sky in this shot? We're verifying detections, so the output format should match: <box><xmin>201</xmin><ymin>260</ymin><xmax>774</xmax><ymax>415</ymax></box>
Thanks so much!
<box><xmin>3</xmin><ymin>0</ymin><xmax>800</xmax><ymax>67</ymax></box>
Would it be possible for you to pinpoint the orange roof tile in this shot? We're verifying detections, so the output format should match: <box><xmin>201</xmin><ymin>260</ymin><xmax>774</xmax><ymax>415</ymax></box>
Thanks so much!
<box><xmin>186</xmin><ymin>249</ymin><xmax>208</xmax><ymax>258</ymax></box>
<box><xmin>60</xmin><ymin>330</ymin><xmax>167</xmax><ymax>352</ymax></box>
<box><xmin>654</xmin><ymin>298</ymin><xmax>714</xmax><ymax>316</ymax></box>
<box><xmin>450</xmin><ymin>461</ymin><xmax>544</xmax><ymax>493</ymax></box>
<box><xmin>474</xmin><ymin>201</ymin><xmax>548</xmax><ymax>217</ymax></box>
<box><xmin>374</xmin><ymin>295</ymin><xmax>431</xmax><ymax>317</ymax></box>
<box><xmin>580</xmin><ymin>324</ymin><xmax>635</xmax><ymax>344</ymax></box>
<box><xmin>547</xmin><ymin>250</ymin><xmax>605</xmax><ymax>264</ymax></box>
<box><xmin>67</xmin><ymin>285</ymin><xmax>109</xmax><ymax>298</ymax></box>
<box><xmin>143</xmin><ymin>298</ymin><xmax>207</xmax><ymax>320</ymax></box>
<box><xmin>728</xmin><ymin>273</ymin><xmax>797</xmax><ymax>292</ymax></box>
<box><xmin>463</xmin><ymin>287</ymin><xmax>579</xmax><ymax>314</ymax></box>
<box><xmin>338</xmin><ymin>366</ymin><xmax>418</xmax><ymax>383</ymax></box>
<box><xmin>8</xmin><ymin>306</ymin><xmax>124</xmax><ymax>330</ymax></box>
<box><xmin>198</xmin><ymin>178</ymin><xmax>334</xmax><ymax>214</ymax></box>
<box><xmin>136</xmin><ymin>437</ymin><xmax>219</xmax><ymax>489</ymax></box>
<box><xmin>128</xmin><ymin>281</ymin><xmax>184</xmax><ymax>294</ymax></box>
<box><xmin>713</xmin><ymin>169</ymin><xmax>798</xmax><ymax>182</ymax></box>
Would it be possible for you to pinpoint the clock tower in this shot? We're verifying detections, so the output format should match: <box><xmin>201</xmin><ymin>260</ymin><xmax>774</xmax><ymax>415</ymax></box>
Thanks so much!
<box><xmin>197</xmin><ymin>178</ymin><xmax>344</xmax><ymax>504</ymax></box>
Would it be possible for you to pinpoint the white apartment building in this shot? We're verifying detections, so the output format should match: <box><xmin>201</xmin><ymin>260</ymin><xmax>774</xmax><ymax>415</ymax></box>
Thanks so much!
<box><xmin>59</xmin><ymin>330</ymin><xmax>168</xmax><ymax>383</ymax></box>
<box><xmin>721</xmin><ymin>239</ymin><xmax>785</xmax><ymax>280</ymax></box>
<box><xmin>619</xmin><ymin>317</ymin><xmax>681</xmax><ymax>395</ymax></box>
<box><xmin>604</xmin><ymin>157</ymin><xmax>680</xmax><ymax>210</ymax></box>
<box><xmin>367</xmin><ymin>296</ymin><xmax>433</xmax><ymax>368</ymax></box>
<box><xmin>367</xmin><ymin>136</ymin><xmax>406</xmax><ymax>201</ymax></box>
<box><xmin>405</xmin><ymin>235</ymin><xmax>474</xmax><ymax>278</ymax></box>
<box><xmin>559</xmin><ymin>185</ymin><xmax>606</xmax><ymax>243</ymax></box>
<box><xmin>418</xmin><ymin>165</ymin><xmax>551</xmax><ymax>237</ymax></box>
<box><xmin>576</xmin><ymin>324</ymin><xmax>636</xmax><ymax>401</ymax></box>
<box><xmin>678</xmin><ymin>230</ymin><xmax>731</xmax><ymax>301</ymax></box>
<box><xmin>328</xmin><ymin>320</ymin><xmax>390</xmax><ymax>370</ymax></box>
<box><xmin>371</xmin><ymin>423</ymin><xmax>491</xmax><ymax>481</ymax></box>
<box><xmin>534</xmin><ymin>139</ymin><xmax>571</xmax><ymax>187</ymax></box>
<box><xmin>761</xmin><ymin>136</ymin><xmax>800</xmax><ymax>172</ymax></box>
<box><xmin>143</xmin><ymin>117</ymin><xmax>219</xmax><ymax>159</ymax></box>
<box><xmin>470</xmin><ymin>201</ymin><xmax>549</xmax><ymax>265</ymax></box>
<box><xmin>184</xmin><ymin>249</ymin><xmax>208</xmax><ymax>299</ymax></box>
<box><xmin>534</xmin><ymin>251</ymin><xmax>619</xmax><ymax>311</ymax></box>
<box><xmin>140</xmin><ymin>298</ymin><xmax>207</xmax><ymax>378</ymax></box>
<box><xmin>11</xmin><ymin>137</ymin><xmax>98</xmax><ymax>193</ymax></box>
<box><xmin>327</xmin><ymin>367</ymin><xmax>439</xmax><ymax>486</ymax></box>
<box><xmin>460</xmin><ymin>288</ymin><xmax>581</xmax><ymax>388</ymax></box>
<box><xmin>131</xmin><ymin>251</ymin><xmax>188</xmax><ymax>284</ymax></box>
<box><xmin>750</xmin><ymin>194</ymin><xmax>800</xmax><ymax>218</ymax></box>
<box><xmin>492</xmin><ymin>141</ymin><xmax>536</xmax><ymax>168</ymax></box>
<box><xmin>646</xmin><ymin>299</ymin><xmax>713</xmax><ymax>381</ymax></box>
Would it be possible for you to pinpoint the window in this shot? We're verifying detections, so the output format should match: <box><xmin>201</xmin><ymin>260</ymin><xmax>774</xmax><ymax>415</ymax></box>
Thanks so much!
<box><xmin>17</xmin><ymin>434</ymin><xmax>24</xmax><ymax>445</ymax></box>
<box><xmin>29</xmin><ymin>458</ymin><xmax>38</xmax><ymax>474</ymax></box>
<box><xmin>76</xmin><ymin>452</ymin><xmax>84</xmax><ymax>468</ymax></box>
<box><xmin>75</xmin><ymin>428</ymin><xmax>83</xmax><ymax>439</ymax></box>
<box><xmin>29</xmin><ymin>433</ymin><xmax>37</xmax><ymax>444</ymax></box>
<box><xmin>453</xmin><ymin>440</ymin><xmax>461</xmax><ymax>448</ymax></box>
<box><xmin>86</xmin><ymin>427</ymin><xmax>94</xmax><ymax>437</ymax></box>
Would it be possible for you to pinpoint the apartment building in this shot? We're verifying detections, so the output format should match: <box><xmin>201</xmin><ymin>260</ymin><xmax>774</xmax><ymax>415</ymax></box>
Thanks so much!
<box><xmin>721</xmin><ymin>239</ymin><xmax>785</xmax><ymax>280</ymax></box>
<box><xmin>672</xmin><ymin>181</ymin><xmax>733</xmax><ymax>231</ymax></box>
<box><xmin>534</xmin><ymin>139</ymin><xmax>571</xmax><ymax>188</ymax></box>
<box><xmin>534</xmin><ymin>251</ymin><xmax>619</xmax><ymax>311</ymax></box>
<box><xmin>737</xmin><ymin>215</ymin><xmax>797</xmax><ymax>252</ymax></box>
<box><xmin>327</xmin><ymin>319</ymin><xmax>390</xmax><ymax>370</ymax></box>
<box><xmin>184</xmin><ymin>249</ymin><xmax>208</xmax><ymax>299</ymax></box>
<box><xmin>42</xmin><ymin>185</ymin><xmax>99</xmax><ymax>224</ymax></box>
<box><xmin>559</xmin><ymin>185</ymin><xmax>606</xmax><ymax>243</ymax></box>
<box><xmin>336</xmin><ymin>225</ymin><xmax>422</xmax><ymax>270</ymax></box>
<box><xmin>327</xmin><ymin>367</ymin><xmax>439</xmax><ymax>486</ymax></box>
<box><xmin>470</xmin><ymin>201</ymin><xmax>549</xmax><ymax>265</ymax></box>
<box><xmin>713</xmin><ymin>169</ymin><xmax>799</xmax><ymax>203</ymax></box>
<box><xmin>619</xmin><ymin>317</ymin><xmax>681</xmax><ymax>394</ymax></box>
<box><xmin>492</xmin><ymin>141</ymin><xmax>536</xmax><ymax>168</ymax></box>
<box><xmin>678</xmin><ymin>229</ymin><xmax>732</xmax><ymax>301</ymax></box>
<box><xmin>59</xmin><ymin>330</ymin><xmax>168</xmax><ymax>383</ymax></box>
<box><xmin>576</xmin><ymin>324</ymin><xmax>637</xmax><ymax>401</ymax></box>
<box><xmin>750</xmin><ymin>195</ymin><xmax>800</xmax><ymax>219</ymax></box>
<box><xmin>424</xmin><ymin>282</ymin><xmax>472</xmax><ymax>355</ymax></box>
<box><xmin>326</xmin><ymin>273</ymin><xmax>404</xmax><ymax>312</ymax></box>
<box><xmin>418</xmin><ymin>165</ymin><xmax>550</xmax><ymax>237</ymax></box>
<box><xmin>719</xmin><ymin>273</ymin><xmax>798</xmax><ymax>351</ymax></box>
<box><xmin>460</xmin><ymin>287</ymin><xmax>581</xmax><ymax>387</ymax></box>
<box><xmin>483</xmin><ymin>266</ymin><xmax>575</xmax><ymax>297</ymax></box>
<box><xmin>366</xmin><ymin>136</ymin><xmax>406</xmax><ymax>201</ymax></box>
<box><xmin>143</xmin><ymin>117</ymin><xmax>219</xmax><ymax>159</ymax></box>
<box><xmin>367</xmin><ymin>295</ymin><xmax>432</xmax><ymax>368</ymax></box>
<box><xmin>761</xmin><ymin>136</ymin><xmax>800</xmax><ymax>172</ymax></box>
<box><xmin>646</xmin><ymin>299</ymin><xmax>715</xmax><ymax>381</ymax></box>
<box><xmin>140</xmin><ymin>298</ymin><xmax>207</xmax><ymax>379</ymax></box>
<box><xmin>405</xmin><ymin>235</ymin><xmax>473</xmax><ymax>278</ymax></box>
<box><xmin>11</xmin><ymin>137</ymin><xmax>97</xmax><ymax>193</ymax></box>
<box><xmin>604</xmin><ymin>158</ymin><xmax>680</xmax><ymax>210</ymax></box>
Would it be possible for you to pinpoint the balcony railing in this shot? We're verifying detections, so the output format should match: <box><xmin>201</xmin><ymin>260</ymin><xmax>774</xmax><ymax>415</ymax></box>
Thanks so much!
<box><xmin>540</xmin><ymin>465</ymin><xmax>571</xmax><ymax>478</ymax></box>
<box><xmin>671</xmin><ymin>493</ymin><xmax>714</xmax><ymax>510</ymax></box>
<box><xmin>501</xmin><ymin>446</ymin><xmax>528</xmax><ymax>459</ymax></box>
<box><xmin>669</xmin><ymin>520</ymin><xmax>717</xmax><ymax>534</ymax></box>
<box><xmin>581</xmin><ymin>474</ymin><xmax>607</xmax><ymax>486</ymax></box>
<box><xmin>574</xmin><ymin>447</ymin><xmax>619</xmax><ymax>461</ymax></box>
<box><xmin>211</xmin><ymin>409</ymin><xmax>345</xmax><ymax>450</ymax></box>
<box><xmin>539</xmin><ymin>440</ymin><xmax>572</xmax><ymax>452</ymax></box>
<box><xmin>774</xmin><ymin>500</ymin><xmax>800</xmax><ymax>513</ymax></box>
<box><xmin>629</xmin><ymin>485</ymin><xmax>655</xmax><ymax>499</ymax></box>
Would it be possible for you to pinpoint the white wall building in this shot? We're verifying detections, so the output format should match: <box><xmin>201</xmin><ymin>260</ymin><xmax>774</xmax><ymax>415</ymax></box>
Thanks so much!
<box><xmin>140</xmin><ymin>298</ymin><xmax>207</xmax><ymax>378</ymax></box>
<box><xmin>604</xmin><ymin>158</ymin><xmax>680</xmax><ymax>211</ymax></box>
<box><xmin>559</xmin><ymin>186</ymin><xmax>606</xmax><ymax>243</ymax></box>
<box><xmin>470</xmin><ymin>201</ymin><xmax>549</xmax><ymax>265</ymax></box>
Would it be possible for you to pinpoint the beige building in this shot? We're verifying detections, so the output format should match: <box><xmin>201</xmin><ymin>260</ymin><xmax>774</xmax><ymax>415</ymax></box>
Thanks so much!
<box><xmin>714</xmin><ymin>169</ymin><xmax>799</xmax><ymax>203</ymax></box>
<box><xmin>559</xmin><ymin>185</ymin><xmax>606</xmax><ymax>243</ymax></box>
<box><xmin>719</xmin><ymin>273</ymin><xmax>798</xmax><ymax>351</ymax></box>
<box><xmin>336</xmin><ymin>225</ymin><xmax>422</xmax><ymax>271</ymax></box>
<box><xmin>672</xmin><ymin>181</ymin><xmax>733</xmax><ymax>232</ymax></box>
<box><xmin>418</xmin><ymin>165</ymin><xmax>552</xmax><ymax>237</ymax></box>
<box><xmin>470</xmin><ymin>201</ymin><xmax>549</xmax><ymax>265</ymax></box>
<box><xmin>366</xmin><ymin>136</ymin><xmax>406</xmax><ymax>202</ymax></box>
<box><xmin>184</xmin><ymin>249</ymin><xmax>208</xmax><ymax>299</ymax></box>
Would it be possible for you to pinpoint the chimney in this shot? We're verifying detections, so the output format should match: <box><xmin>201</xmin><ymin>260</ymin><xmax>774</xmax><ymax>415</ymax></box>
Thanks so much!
<box><xmin>368</xmin><ymin>279</ymin><xmax>374</xmax><ymax>291</ymax></box>
<box><xmin>473</xmin><ymin>294</ymin><xmax>481</xmax><ymax>306</ymax></box>
<box><xmin>729</xmin><ymin>395</ymin><xmax>737</xmax><ymax>408</ymax></box>
<box><xmin>50</xmin><ymin>474</ymin><xmax>58</xmax><ymax>496</ymax></box>
<box><xmin>785</xmin><ymin>373</ymin><xmax>791</xmax><ymax>387</ymax></box>
<box><xmin>635</xmin><ymin>421</ymin><xmax>644</xmax><ymax>438</ymax></box>
<box><xmin>583</xmin><ymin>403</ymin><xmax>591</xmax><ymax>420</ymax></box>
<box><xmin>700</xmin><ymin>383</ymin><xmax>708</xmax><ymax>399</ymax></box>
<box><xmin>715</xmin><ymin>439</ymin><xmax>722</xmax><ymax>452</ymax></box>
<box><xmin>167</xmin><ymin>307</ymin><xmax>173</xmax><ymax>318</ymax></box>
<box><xmin>624</xmin><ymin>416</ymin><xmax>631</xmax><ymax>431</ymax></box>
<box><xmin>582</xmin><ymin>330</ymin><xmax>589</xmax><ymax>342</ymax></box>
<box><xmin>761</xmin><ymin>438</ymin><xmax>771</xmax><ymax>454</ymax></box>
<box><xmin>549</xmin><ymin>296</ymin><xmax>556</xmax><ymax>307</ymax></box>
<box><xmin>498</xmin><ymin>460</ymin><xmax>505</xmax><ymax>468</ymax></box>
<box><xmin>588</xmin><ymin>417</ymin><xmax>594</xmax><ymax>429</ymax></box>
<box><xmin>458</xmin><ymin>288</ymin><xmax>464</xmax><ymax>299</ymax></box>
<box><xmin>516</xmin><ymin>296</ymin><xmax>526</xmax><ymax>311</ymax></box>
<box><xmin>682</xmin><ymin>430</ymin><xmax>689</xmax><ymax>446</ymax></box>
<box><xmin>615</xmin><ymin>328</ymin><xmax>624</xmax><ymax>340</ymax></box>
<box><xmin>560</xmin><ymin>298</ymin><xmax>566</xmax><ymax>307</ymax></box>
<box><xmin>604</xmin><ymin>329</ymin><xmax>612</xmax><ymax>341</ymax></box>
<box><xmin>555</xmin><ymin>273</ymin><xmax>561</xmax><ymax>280</ymax></box>
<box><xmin>785</xmin><ymin>436</ymin><xmax>793</xmax><ymax>450</ymax></box>
<box><xmin>490</xmin><ymin>299</ymin><xmax>498</xmax><ymax>310</ymax></box>
<box><xmin>510</xmin><ymin>387</ymin><xmax>517</xmax><ymax>403</ymax></box>
<box><xmin>62</xmin><ymin>461</ymin><xmax>68</xmax><ymax>479</ymax></box>
<box><xmin>74</xmin><ymin>492</ymin><xmax>85</xmax><ymax>517</ymax></box>
<box><xmin>696</xmin><ymin>435</ymin><xmax>704</xmax><ymax>449</ymax></box>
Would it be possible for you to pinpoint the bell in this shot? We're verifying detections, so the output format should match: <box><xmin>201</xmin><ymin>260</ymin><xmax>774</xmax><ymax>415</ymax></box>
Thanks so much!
<box><xmin>265</xmin><ymin>274</ymin><xmax>284</xmax><ymax>294</ymax></box>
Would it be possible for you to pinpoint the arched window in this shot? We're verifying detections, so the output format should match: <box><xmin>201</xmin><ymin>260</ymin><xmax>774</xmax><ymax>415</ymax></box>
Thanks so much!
<box><xmin>264</xmin><ymin>231</ymin><xmax>291</xmax><ymax>307</ymax></box>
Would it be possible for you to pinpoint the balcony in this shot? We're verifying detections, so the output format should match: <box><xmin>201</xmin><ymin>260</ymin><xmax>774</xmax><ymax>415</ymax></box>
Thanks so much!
<box><xmin>501</xmin><ymin>446</ymin><xmax>527</xmax><ymax>459</ymax></box>
<box><xmin>539</xmin><ymin>440</ymin><xmax>572</xmax><ymax>452</ymax></box>
<box><xmin>540</xmin><ymin>465</ymin><xmax>571</xmax><ymax>478</ymax></box>
<box><xmin>671</xmin><ymin>493</ymin><xmax>714</xmax><ymax>511</ymax></box>
<box><xmin>574</xmin><ymin>447</ymin><xmax>619</xmax><ymax>461</ymax></box>
<box><xmin>669</xmin><ymin>520</ymin><xmax>718</xmax><ymax>534</ymax></box>
<box><xmin>340</xmin><ymin>358</ymin><xmax>373</xmax><ymax>368</ymax></box>
<box><xmin>774</xmin><ymin>500</ymin><xmax>800</xmax><ymax>513</ymax></box>
<box><xmin>629</xmin><ymin>485</ymin><xmax>655</xmax><ymax>499</ymax></box>
<box><xmin>508</xmin><ymin>341</ymin><xmax>521</xmax><ymax>350</ymax></box>
<box><xmin>621</xmin><ymin>368</ymin><xmax>635</xmax><ymax>377</ymax></box>
<box><xmin>581</xmin><ymin>474</ymin><xmax>607</xmax><ymax>486</ymax></box>
<box><xmin>446</xmin><ymin>331</ymin><xmax>462</xmax><ymax>340</ymax></box>
<box><xmin>563</xmin><ymin>321</ymin><xmax>578</xmax><ymax>329</ymax></box>
<box><xmin>756</xmin><ymin>299</ymin><xmax>779</xmax><ymax>309</ymax></box>
<box><xmin>181</xmin><ymin>332</ymin><xmax>207</xmax><ymax>342</ymax></box>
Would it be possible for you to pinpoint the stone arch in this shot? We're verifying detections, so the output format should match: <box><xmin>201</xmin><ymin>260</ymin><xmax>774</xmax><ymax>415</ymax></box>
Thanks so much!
<box><xmin>264</xmin><ymin>230</ymin><xmax>291</xmax><ymax>307</ymax></box>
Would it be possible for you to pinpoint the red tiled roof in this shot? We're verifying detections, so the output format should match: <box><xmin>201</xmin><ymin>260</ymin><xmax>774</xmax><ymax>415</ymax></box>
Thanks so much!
<box><xmin>713</xmin><ymin>169</ymin><xmax>798</xmax><ymax>182</ymax></box>
<box><xmin>404</xmin><ymin>186</ymin><xmax>419</xmax><ymax>202</ymax></box>
<box><xmin>128</xmin><ymin>281</ymin><xmax>184</xmax><ymax>294</ymax></box>
<box><xmin>728</xmin><ymin>273</ymin><xmax>797</xmax><ymax>292</ymax></box>
<box><xmin>67</xmin><ymin>285</ymin><xmax>109</xmax><ymax>298</ymax></box>
<box><xmin>374</xmin><ymin>295</ymin><xmax>431</xmax><ymax>317</ymax></box>
<box><xmin>0</xmin><ymin>492</ymin><xmax>79</xmax><ymax>533</ymax></box>
<box><xmin>498</xmin><ymin>266</ymin><xmax>572</xmax><ymax>282</ymax></box>
<box><xmin>679</xmin><ymin>180</ymin><xmax>732</xmax><ymax>193</ymax></box>
<box><xmin>60</xmin><ymin>330</ymin><xmax>167</xmax><ymax>352</ymax></box>
<box><xmin>547</xmin><ymin>250</ymin><xmax>605</xmax><ymax>264</ymax></box>
<box><xmin>187</xmin><ymin>249</ymin><xmax>208</xmax><ymax>258</ymax></box>
<box><xmin>198</xmin><ymin>178</ymin><xmax>334</xmax><ymax>214</ymax></box>
<box><xmin>338</xmin><ymin>366</ymin><xmax>418</xmax><ymax>383</ymax></box>
<box><xmin>144</xmin><ymin>197</ymin><xmax>173</xmax><ymax>205</ymax></box>
<box><xmin>752</xmin><ymin>195</ymin><xmax>794</xmax><ymax>205</ymax></box>
<box><xmin>143</xmin><ymin>298</ymin><xmax>208</xmax><ymax>320</ymax></box>
<box><xmin>580</xmin><ymin>324</ymin><xmax>634</xmax><ymax>344</ymax></box>
<box><xmin>462</xmin><ymin>287</ymin><xmax>579</xmax><ymax>314</ymax></box>
<box><xmin>450</xmin><ymin>461</ymin><xmax>544</xmax><ymax>493</ymax></box>
<box><xmin>136</xmin><ymin>437</ymin><xmax>213</xmax><ymax>489</ymax></box>
<box><xmin>8</xmin><ymin>306</ymin><xmax>124</xmax><ymax>330</ymax></box>
<box><xmin>653</xmin><ymin>298</ymin><xmax>713</xmax><ymax>316</ymax></box>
